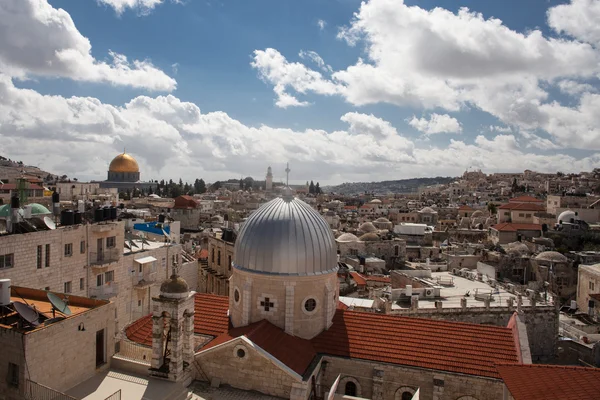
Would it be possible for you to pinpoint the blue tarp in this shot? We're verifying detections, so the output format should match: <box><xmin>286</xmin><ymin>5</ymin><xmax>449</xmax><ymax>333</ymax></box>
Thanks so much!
<box><xmin>133</xmin><ymin>222</ymin><xmax>170</xmax><ymax>236</ymax></box>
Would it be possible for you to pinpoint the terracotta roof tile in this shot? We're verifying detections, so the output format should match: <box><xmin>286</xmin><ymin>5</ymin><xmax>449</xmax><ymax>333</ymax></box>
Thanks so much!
<box><xmin>125</xmin><ymin>293</ymin><xmax>229</xmax><ymax>346</ymax></box>
<box><xmin>509</xmin><ymin>196</ymin><xmax>542</xmax><ymax>203</ymax></box>
<box><xmin>498</xmin><ymin>203</ymin><xmax>545</xmax><ymax>211</ymax></box>
<box><xmin>202</xmin><ymin>320</ymin><xmax>316</xmax><ymax>376</ymax></box>
<box><xmin>496</xmin><ymin>363</ymin><xmax>600</xmax><ymax>400</ymax></box>
<box><xmin>311</xmin><ymin>310</ymin><xmax>520</xmax><ymax>379</ymax></box>
<box><xmin>490</xmin><ymin>223</ymin><xmax>542</xmax><ymax>232</ymax></box>
<box><xmin>349</xmin><ymin>271</ymin><xmax>367</xmax><ymax>286</ymax></box>
<box><xmin>458</xmin><ymin>205</ymin><xmax>474</xmax><ymax>210</ymax></box>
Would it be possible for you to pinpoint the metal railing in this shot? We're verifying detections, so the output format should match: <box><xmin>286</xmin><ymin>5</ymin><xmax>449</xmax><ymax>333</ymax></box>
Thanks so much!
<box><xmin>115</xmin><ymin>339</ymin><xmax>151</xmax><ymax>365</ymax></box>
<box><xmin>25</xmin><ymin>379</ymin><xmax>78</xmax><ymax>400</ymax></box>
<box><xmin>89</xmin><ymin>282</ymin><xmax>119</xmax><ymax>299</ymax></box>
<box><xmin>90</xmin><ymin>248</ymin><xmax>121</xmax><ymax>266</ymax></box>
<box><xmin>103</xmin><ymin>390</ymin><xmax>121</xmax><ymax>400</ymax></box>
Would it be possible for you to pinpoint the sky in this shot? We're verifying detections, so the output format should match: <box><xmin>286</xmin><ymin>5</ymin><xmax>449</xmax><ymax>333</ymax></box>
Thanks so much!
<box><xmin>1</xmin><ymin>0</ymin><xmax>600</xmax><ymax>185</ymax></box>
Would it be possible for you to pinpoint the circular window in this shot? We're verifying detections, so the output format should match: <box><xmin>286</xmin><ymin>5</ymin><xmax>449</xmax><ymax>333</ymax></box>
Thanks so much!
<box><xmin>237</xmin><ymin>348</ymin><xmax>245</xmax><ymax>358</ymax></box>
<box><xmin>234</xmin><ymin>288</ymin><xmax>240</xmax><ymax>303</ymax></box>
<box><xmin>304</xmin><ymin>298</ymin><xmax>317</xmax><ymax>312</ymax></box>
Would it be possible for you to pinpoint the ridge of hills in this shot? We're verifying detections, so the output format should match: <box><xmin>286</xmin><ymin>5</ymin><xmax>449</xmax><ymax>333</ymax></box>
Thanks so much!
<box><xmin>323</xmin><ymin>176</ymin><xmax>457</xmax><ymax>195</ymax></box>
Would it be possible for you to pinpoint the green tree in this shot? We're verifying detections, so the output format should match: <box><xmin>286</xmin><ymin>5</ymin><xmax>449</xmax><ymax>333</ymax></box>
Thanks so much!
<box><xmin>212</xmin><ymin>181</ymin><xmax>222</xmax><ymax>190</ymax></box>
<box><xmin>309</xmin><ymin>180</ymin><xmax>315</xmax><ymax>194</ymax></box>
<box><xmin>194</xmin><ymin>178</ymin><xmax>206</xmax><ymax>194</ymax></box>
<box><xmin>315</xmin><ymin>182</ymin><xmax>321</xmax><ymax>194</ymax></box>
<box><xmin>239</xmin><ymin>179</ymin><xmax>244</xmax><ymax>189</ymax></box>
<box><xmin>487</xmin><ymin>202</ymin><xmax>497</xmax><ymax>215</ymax></box>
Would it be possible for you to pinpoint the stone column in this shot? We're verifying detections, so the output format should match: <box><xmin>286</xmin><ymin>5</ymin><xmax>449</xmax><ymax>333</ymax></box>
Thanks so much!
<box><xmin>242</xmin><ymin>278</ymin><xmax>252</xmax><ymax>326</ymax></box>
<box><xmin>168</xmin><ymin>314</ymin><xmax>184</xmax><ymax>381</ymax></box>
<box><xmin>285</xmin><ymin>282</ymin><xmax>295</xmax><ymax>335</ymax></box>
<box><xmin>325</xmin><ymin>280</ymin><xmax>334</xmax><ymax>329</ymax></box>
<box><xmin>183</xmin><ymin>310</ymin><xmax>195</xmax><ymax>367</ymax></box>
<box><xmin>517</xmin><ymin>294</ymin><xmax>523</xmax><ymax>313</ymax></box>
<box><xmin>151</xmin><ymin>314</ymin><xmax>165</xmax><ymax>370</ymax></box>
<box><xmin>372</xmin><ymin>368</ymin><xmax>385</xmax><ymax>400</ymax></box>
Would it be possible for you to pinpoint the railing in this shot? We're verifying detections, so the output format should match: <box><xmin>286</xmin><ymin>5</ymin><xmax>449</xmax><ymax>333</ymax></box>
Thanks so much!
<box><xmin>103</xmin><ymin>390</ymin><xmax>121</xmax><ymax>400</ymax></box>
<box><xmin>115</xmin><ymin>339</ymin><xmax>151</xmax><ymax>365</ymax></box>
<box><xmin>89</xmin><ymin>282</ymin><xmax>119</xmax><ymax>299</ymax></box>
<box><xmin>24</xmin><ymin>379</ymin><xmax>78</xmax><ymax>400</ymax></box>
<box><xmin>134</xmin><ymin>272</ymin><xmax>157</xmax><ymax>288</ymax></box>
<box><xmin>89</xmin><ymin>248</ymin><xmax>121</xmax><ymax>266</ymax></box>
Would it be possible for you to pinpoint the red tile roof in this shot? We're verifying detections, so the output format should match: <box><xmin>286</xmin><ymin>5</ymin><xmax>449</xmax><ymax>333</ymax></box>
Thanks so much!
<box><xmin>458</xmin><ymin>205</ymin><xmax>474</xmax><ymax>210</ymax></box>
<box><xmin>490</xmin><ymin>223</ymin><xmax>542</xmax><ymax>232</ymax></box>
<box><xmin>125</xmin><ymin>293</ymin><xmax>229</xmax><ymax>346</ymax></box>
<box><xmin>498</xmin><ymin>203</ymin><xmax>545</xmax><ymax>211</ymax></box>
<box><xmin>496</xmin><ymin>363</ymin><xmax>600</xmax><ymax>400</ymax></box>
<box><xmin>349</xmin><ymin>271</ymin><xmax>367</xmax><ymax>286</ymax></box>
<box><xmin>202</xmin><ymin>320</ymin><xmax>316</xmax><ymax>376</ymax></box>
<box><xmin>509</xmin><ymin>195</ymin><xmax>542</xmax><ymax>203</ymax></box>
<box><xmin>364</xmin><ymin>275</ymin><xmax>391</xmax><ymax>283</ymax></box>
<box><xmin>312</xmin><ymin>310</ymin><xmax>520</xmax><ymax>379</ymax></box>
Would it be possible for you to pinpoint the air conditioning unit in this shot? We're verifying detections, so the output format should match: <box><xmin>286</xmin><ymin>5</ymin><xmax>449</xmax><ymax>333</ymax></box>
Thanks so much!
<box><xmin>424</xmin><ymin>289</ymin><xmax>435</xmax><ymax>298</ymax></box>
<box><xmin>525</xmin><ymin>289</ymin><xmax>536</xmax><ymax>299</ymax></box>
<box><xmin>507</xmin><ymin>283</ymin><xmax>515</xmax><ymax>293</ymax></box>
<box><xmin>477</xmin><ymin>273</ymin><xmax>483</xmax><ymax>281</ymax></box>
<box><xmin>452</xmin><ymin>268</ymin><xmax>459</xmax><ymax>275</ymax></box>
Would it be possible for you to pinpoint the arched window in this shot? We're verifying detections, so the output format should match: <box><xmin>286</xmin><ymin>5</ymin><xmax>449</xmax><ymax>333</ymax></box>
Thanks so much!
<box><xmin>345</xmin><ymin>381</ymin><xmax>357</xmax><ymax>397</ymax></box>
<box><xmin>402</xmin><ymin>392</ymin><xmax>413</xmax><ymax>400</ymax></box>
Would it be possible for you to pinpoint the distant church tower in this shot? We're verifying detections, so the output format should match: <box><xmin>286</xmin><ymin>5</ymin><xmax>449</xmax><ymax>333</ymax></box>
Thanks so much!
<box><xmin>265</xmin><ymin>166</ymin><xmax>273</xmax><ymax>191</ymax></box>
<box><xmin>150</xmin><ymin>270</ymin><xmax>195</xmax><ymax>385</ymax></box>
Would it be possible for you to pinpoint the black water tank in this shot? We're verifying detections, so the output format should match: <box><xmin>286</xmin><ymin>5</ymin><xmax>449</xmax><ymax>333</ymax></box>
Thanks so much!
<box><xmin>51</xmin><ymin>191</ymin><xmax>59</xmax><ymax>203</ymax></box>
<box><xmin>73</xmin><ymin>210</ymin><xmax>82</xmax><ymax>225</ymax></box>
<box><xmin>224</xmin><ymin>214</ymin><xmax>229</xmax><ymax>221</ymax></box>
<box><xmin>10</xmin><ymin>196</ymin><xmax>19</xmax><ymax>209</ymax></box>
<box><xmin>94</xmin><ymin>208</ymin><xmax>104</xmax><ymax>223</ymax></box>
<box><xmin>158</xmin><ymin>214</ymin><xmax>166</xmax><ymax>223</ymax></box>
<box><xmin>61</xmin><ymin>210</ymin><xmax>74</xmax><ymax>226</ymax></box>
<box><xmin>109</xmin><ymin>206</ymin><xmax>117</xmax><ymax>220</ymax></box>
<box><xmin>102</xmin><ymin>207</ymin><xmax>110</xmax><ymax>221</ymax></box>
<box><xmin>119</xmin><ymin>203</ymin><xmax>125</xmax><ymax>209</ymax></box>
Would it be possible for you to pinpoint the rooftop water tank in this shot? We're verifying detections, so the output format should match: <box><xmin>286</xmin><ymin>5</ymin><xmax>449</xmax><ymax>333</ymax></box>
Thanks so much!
<box><xmin>0</xmin><ymin>279</ymin><xmax>11</xmax><ymax>306</ymax></box>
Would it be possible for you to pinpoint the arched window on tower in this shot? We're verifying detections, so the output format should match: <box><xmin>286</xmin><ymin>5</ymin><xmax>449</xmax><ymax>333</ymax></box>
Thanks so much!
<box><xmin>345</xmin><ymin>381</ymin><xmax>357</xmax><ymax>397</ymax></box>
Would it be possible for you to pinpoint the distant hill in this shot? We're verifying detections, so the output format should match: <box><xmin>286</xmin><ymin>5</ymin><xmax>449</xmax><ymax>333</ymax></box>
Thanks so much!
<box><xmin>323</xmin><ymin>176</ymin><xmax>457</xmax><ymax>195</ymax></box>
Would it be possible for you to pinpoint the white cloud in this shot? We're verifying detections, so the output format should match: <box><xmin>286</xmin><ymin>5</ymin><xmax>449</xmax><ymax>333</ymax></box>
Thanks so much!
<box><xmin>557</xmin><ymin>79</ymin><xmax>596</xmax><ymax>96</ymax></box>
<box><xmin>489</xmin><ymin>125</ymin><xmax>512</xmax><ymax>133</ymax></box>
<box><xmin>0</xmin><ymin>0</ymin><xmax>176</xmax><ymax>91</ymax></box>
<box><xmin>408</xmin><ymin>114</ymin><xmax>462</xmax><ymax>135</ymax></box>
<box><xmin>299</xmin><ymin>50</ymin><xmax>333</xmax><ymax>73</ymax></box>
<box><xmin>548</xmin><ymin>0</ymin><xmax>600</xmax><ymax>45</ymax></box>
<box><xmin>2</xmin><ymin>74</ymin><xmax>599</xmax><ymax>184</ymax></box>
<box><xmin>96</xmin><ymin>0</ymin><xmax>181</xmax><ymax>15</ymax></box>
<box><xmin>251</xmin><ymin>49</ymin><xmax>339</xmax><ymax>108</ymax></box>
<box><xmin>317</xmin><ymin>19</ymin><xmax>327</xmax><ymax>31</ymax></box>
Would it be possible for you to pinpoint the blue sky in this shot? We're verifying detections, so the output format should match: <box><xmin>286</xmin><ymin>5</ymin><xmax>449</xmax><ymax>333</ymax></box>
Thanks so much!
<box><xmin>1</xmin><ymin>0</ymin><xmax>600</xmax><ymax>184</ymax></box>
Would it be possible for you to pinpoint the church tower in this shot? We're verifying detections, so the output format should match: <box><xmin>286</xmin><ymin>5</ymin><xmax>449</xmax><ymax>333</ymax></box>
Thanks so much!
<box><xmin>265</xmin><ymin>166</ymin><xmax>273</xmax><ymax>191</ymax></box>
<box><xmin>150</xmin><ymin>270</ymin><xmax>195</xmax><ymax>385</ymax></box>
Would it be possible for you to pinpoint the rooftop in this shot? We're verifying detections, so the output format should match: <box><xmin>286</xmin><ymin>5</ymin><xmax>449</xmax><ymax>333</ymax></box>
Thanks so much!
<box><xmin>498</xmin><ymin>203</ymin><xmax>545</xmax><ymax>211</ymax></box>
<box><xmin>496</xmin><ymin>363</ymin><xmax>600</xmax><ymax>400</ymax></box>
<box><xmin>490</xmin><ymin>223</ymin><xmax>543</xmax><ymax>232</ymax></box>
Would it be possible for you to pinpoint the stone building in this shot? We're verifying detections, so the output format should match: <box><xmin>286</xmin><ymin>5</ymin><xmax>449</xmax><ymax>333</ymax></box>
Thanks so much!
<box><xmin>0</xmin><ymin>286</ymin><xmax>115</xmax><ymax>399</ymax></box>
<box><xmin>530</xmin><ymin>251</ymin><xmax>575</xmax><ymax>300</ymax></box>
<box><xmin>198</xmin><ymin>230</ymin><xmax>235</xmax><ymax>296</ymax></box>
<box><xmin>170</xmin><ymin>195</ymin><xmax>202</xmax><ymax>230</ymax></box>
<box><xmin>576</xmin><ymin>263</ymin><xmax>600</xmax><ymax>315</ymax></box>
<box><xmin>336</xmin><ymin>232</ymin><xmax>406</xmax><ymax>269</ymax></box>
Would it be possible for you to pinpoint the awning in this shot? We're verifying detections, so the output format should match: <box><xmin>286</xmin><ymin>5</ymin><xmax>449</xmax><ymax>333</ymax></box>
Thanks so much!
<box><xmin>135</xmin><ymin>256</ymin><xmax>157</xmax><ymax>265</ymax></box>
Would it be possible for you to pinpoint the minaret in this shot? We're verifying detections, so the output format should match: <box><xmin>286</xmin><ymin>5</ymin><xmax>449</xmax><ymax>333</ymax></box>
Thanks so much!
<box><xmin>266</xmin><ymin>166</ymin><xmax>273</xmax><ymax>191</ymax></box>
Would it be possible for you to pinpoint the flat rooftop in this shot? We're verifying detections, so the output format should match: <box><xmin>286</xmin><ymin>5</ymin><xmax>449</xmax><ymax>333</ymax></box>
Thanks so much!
<box><xmin>0</xmin><ymin>286</ymin><xmax>108</xmax><ymax>333</ymax></box>
<box><xmin>123</xmin><ymin>238</ymin><xmax>170</xmax><ymax>255</ymax></box>
<box><xmin>393</xmin><ymin>271</ymin><xmax>550</xmax><ymax>310</ymax></box>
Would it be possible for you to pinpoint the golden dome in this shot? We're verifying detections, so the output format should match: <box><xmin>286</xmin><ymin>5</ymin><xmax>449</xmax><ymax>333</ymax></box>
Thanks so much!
<box><xmin>109</xmin><ymin>152</ymin><xmax>139</xmax><ymax>173</ymax></box>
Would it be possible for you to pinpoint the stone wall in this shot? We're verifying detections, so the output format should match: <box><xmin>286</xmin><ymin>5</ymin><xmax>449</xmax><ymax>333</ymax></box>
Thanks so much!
<box><xmin>319</xmin><ymin>356</ymin><xmax>504</xmax><ymax>400</ymax></box>
<box><xmin>0</xmin><ymin>328</ymin><xmax>25</xmax><ymax>400</ymax></box>
<box><xmin>388</xmin><ymin>305</ymin><xmax>558</xmax><ymax>361</ymax></box>
<box><xmin>195</xmin><ymin>337</ymin><xmax>301</xmax><ymax>398</ymax></box>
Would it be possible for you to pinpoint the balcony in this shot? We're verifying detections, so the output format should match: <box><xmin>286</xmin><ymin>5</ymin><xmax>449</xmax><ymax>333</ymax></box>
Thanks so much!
<box><xmin>134</xmin><ymin>272</ymin><xmax>157</xmax><ymax>289</ymax></box>
<box><xmin>89</xmin><ymin>282</ymin><xmax>119</xmax><ymax>299</ymax></box>
<box><xmin>89</xmin><ymin>248</ymin><xmax>121</xmax><ymax>268</ymax></box>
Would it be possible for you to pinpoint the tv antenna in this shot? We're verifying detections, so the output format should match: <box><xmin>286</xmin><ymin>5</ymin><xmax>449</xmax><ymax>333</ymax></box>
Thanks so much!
<box><xmin>47</xmin><ymin>292</ymin><xmax>72</xmax><ymax>317</ymax></box>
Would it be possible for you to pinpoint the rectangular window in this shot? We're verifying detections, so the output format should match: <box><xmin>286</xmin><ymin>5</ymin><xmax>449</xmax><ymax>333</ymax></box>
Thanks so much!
<box><xmin>97</xmin><ymin>274</ymin><xmax>103</xmax><ymax>287</ymax></box>
<box><xmin>106</xmin><ymin>236</ymin><xmax>116</xmax><ymax>248</ymax></box>
<box><xmin>64</xmin><ymin>243</ymin><xmax>73</xmax><ymax>257</ymax></box>
<box><xmin>37</xmin><ymin>245</ymin><xmax>42</xmax><ymax>269</ymax></box>
<box><xmin>80</xmin><ymin>278</ymin><xmax>85</xmax><ymax>291</ymax></box>
<box><xmin>105</xmin><ymin>270</ymin><xmax>114</xmax><ymax>283</ymax></box>
<box><xmin>228</xmin><ymin>255</ymin><xmax>232</xmax><ymax>271</ymax></box>
<box><xmin>44</xmin><ymin>286</ymin><xmax>50</xmax><ymax>291</ymax></box>
<box><xmin>7</xmin><ymin>362</ymin><xmax>19</xmax><ymax>388</ymax></box>
<box><xmin>519</xmin><ymin>213</ymin><xmax>525</xmax><ymax>217</ymax></box>
<box><xmin>45</xmin><ymin>244</ymin><xmax>50</xmax><ymax>267</ymax></box>
<box><xmin>526</xmin><ymin>214</ymin><xmax>531</xmax><ymax>218</ymax></box>
<box><xmin>0</xmin><ymin>254</ymin><xmax>14</xmax><ymax>269</ymax></box>
<box><xmin>217</xmin><ymin>251</ymin><xmax>221</xmax><ymax>266</ymax></box>
<box><xmin>64</xmin><ymin>281</ymin><xmax>72</xmax><ymax>293</ymax></box>
<box><xmin>590</xmin><ymin>281</ymin><xmax>595</xmax><ymax>291</ymax></box>
<box><xmin>80</xmin><ymin>240</ymin><xmax>86</xmax><ymax>254</ymax></box>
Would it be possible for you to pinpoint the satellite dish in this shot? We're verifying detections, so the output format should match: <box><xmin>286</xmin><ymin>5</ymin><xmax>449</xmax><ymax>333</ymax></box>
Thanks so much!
<box><xmin>44</xmin><ymin>317</ymin><xmax>65</xmax><ymax>326</ymax></box>
<box><xmin>13</xmin><ymin>301</ymin><xmax>40</xmax><ymax>326</ymax></box>
<box><xmin>47</xmin><ymin>292</ymin><xmax>72</xmax><ymax>316</ymax></box>
<box><xmin>43</xmin><ymin>216</ymin><xmax>56</xmax><ymax>230</ymax></box>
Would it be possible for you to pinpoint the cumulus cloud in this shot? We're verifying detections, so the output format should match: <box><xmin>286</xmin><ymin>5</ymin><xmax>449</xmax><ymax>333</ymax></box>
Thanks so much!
<box><xmin>489</xmin><ymin>125</ymin><xmax>512</xmax><ymax>133</ymax></box>
<box><xmin>251</xmin><ymin>48</ymin><xmax>339</xmax><ymax>108</ymax></box>
<box><xmin>408</xmin><ymin>114</ymin><xmax>462</xmax><ymax>135</ymax></box>
<box><xmin>548</xmin><ymin>0</ymin><xmax>600</xmax><ymax>45</ymax></box>
<box><xmin>97</xmin><ymin>0</ymin><xmax>181</xmax><ymax>15</ymax></box>
<box><xmin>299</xmin><ymin>50</ymin><xmax>333</xmax><ymax>73</ymax></box>
<box><xmin>557</xmin><ymin>79</ymin><xmax>596</xmax><ymax>96</ymax></box>
<box><xmin>0</xmin><ymin>0</ymin><xmax>176</xmax><ymax>91</ymax></box>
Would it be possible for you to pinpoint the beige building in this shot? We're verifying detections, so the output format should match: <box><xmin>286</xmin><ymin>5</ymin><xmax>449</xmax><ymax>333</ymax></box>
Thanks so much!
<box><xmin>199</xmin><ymin>231</ymin><xmax>235</xmax><ymax>296</ymax></box>
<box><xmin>546</xmin><ymin>194</ymin><xmax>599</xmax><ymax>215</ymax></box>
<box><xmin>577</xmin><ymin>264</ymin><xmax>600</xmax><ymax>315</ymax></box>
<box><xmin>336</xmin><ymin>232</ymin><xmax>406</xmax><ymax>269</ymax></box>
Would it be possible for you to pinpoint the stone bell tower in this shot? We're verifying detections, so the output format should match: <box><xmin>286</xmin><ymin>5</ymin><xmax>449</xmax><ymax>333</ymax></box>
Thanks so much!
<box><xmin>150</xmin><ymin>269</ymin><xmax>195</xmax><ymax>385</ymax></box>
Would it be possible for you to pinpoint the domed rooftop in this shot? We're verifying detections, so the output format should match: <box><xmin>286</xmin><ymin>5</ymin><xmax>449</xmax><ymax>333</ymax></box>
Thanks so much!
<box><xmin>359</xmin><ymin>232</ymin><xmax>381</xmax><ymax>242</ymax></box>
<box><xmin>358</xmin><ymin>222</ymin><xmax>377</xmax><ymax>233</ymax></box>
<box><xmin>233</xmin><ymin>196</ymin><xmax>337</xmax><ymax>276</ymax></box>
<box><xmin>160</xmin><ymin>273</ymin><xmax>189</xmax><ymax>295</ymax></box>
<box><xmin>336</xmin><ymin>233</ymin><xmax>359</xmax><ymax>242</ymax></box>
<box><xmin>419</xmin><ymin>206</ymin><xmax>437</xmax><ymax>213</ymax></box>
<box><xmin>471</xmin><ymin>210</ymin><xmax>484</xmax><ymax>218</ymax></box>
<box><xmin>374</xmin><ymin>217</ymin><xmax>391</xmax><ymax>223</ymax></box>
<box><xmin>558</xmin><ymin>210</ymin><xmax>577</xmax><ymax>224</ymax></box>
<box><xmin>535</xmin><ymin>251</ymin><xmax>568</xmax><ymax>263</ymax></box>
<box><xmin>370</xmin><ymin>199</ymin><xmax>382</xmax><ymax>204</ymax></box>
<box><xmin>506</xmin><ymin>242</ymin><xmax>530</xmax><ymax>256</ymax></box>
<box><xmin>0</xmin><ymin>203</ymin><xmax>51</xmax><ymax>218</ymax></box>
<box><xmin>109</xmin><ymin>152</ymin><xmax>139</xmax><ymax>173</ymax></box>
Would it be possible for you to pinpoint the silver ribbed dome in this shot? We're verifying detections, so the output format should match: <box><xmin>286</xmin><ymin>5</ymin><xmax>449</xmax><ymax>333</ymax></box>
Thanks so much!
<box><xmin>233</xmin><ymin>196</ymin><xmax>338</xmax><ymax>276</ymax></box>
